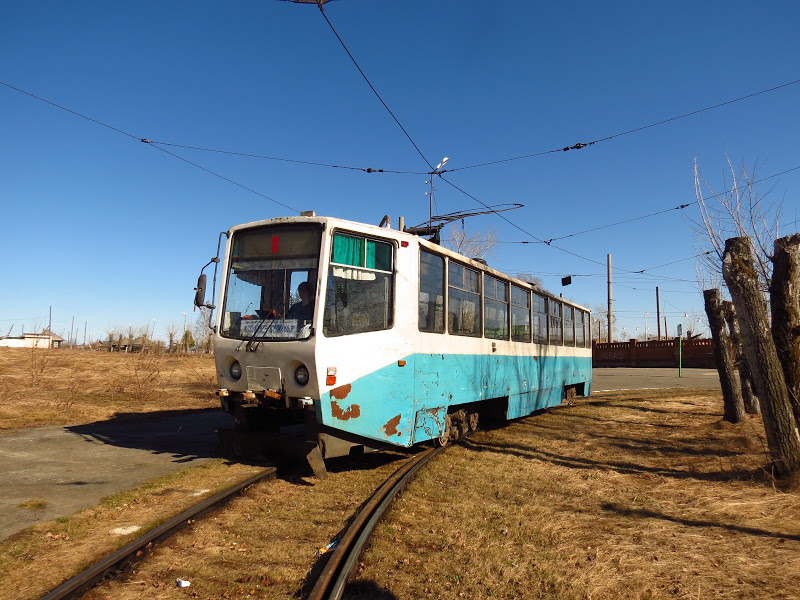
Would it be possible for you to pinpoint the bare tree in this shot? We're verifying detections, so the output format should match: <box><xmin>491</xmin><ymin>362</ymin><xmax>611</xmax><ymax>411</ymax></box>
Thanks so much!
<box><xmin>193</xmin><ymin>307</ymin><xmax>213</xmax><ymax>354</ymax></box>
<box><xmin>723</xmin><ymin>237</ymin><xmax>800</xmax><ymax>477</ymax></box>
<box><xmin>165</xmin><ymin>322</ymin><xmax>179</xmax><ymax>354</ymax></box>
<box><xmin>692</xmin><ymin>156</ymin><xmax>783</xmax><ymax>294</ymax></box>
<box><xmin>704</xmin><ymin>289</ymin><xmax>745</xmax><ymax>423</ymax></box>
<box><xmin>514</xmin><ymin>272</ymin><xmax>544</xmax><ymax>288</ymax></box>
<box><xmin>591</xmin><ymin>305</ymin><xmax>609</xmax><ymax>342</ymax></box>
<box><xmin>105</xmin><ymin>327</ymin><xmax>118</xmax><ymax>352</ymax></box>
<box><xmin>442</xmin><ymin>224</ymin><xmax>499</xmax><ymax>261</ymax></box>
<box><xmin>181</xmin><ymin>329</ymin><xmax>195</xmax><ymax>354</ymax></box>
<box><xmin>723</xmin><ymin>301</ymin><xmax>759</xmax><ymax>414</ymax></box>
<box><xmin>771</xmin><ymin>234</ymin><xmax>800</xmax><ymax>427</ymax></box>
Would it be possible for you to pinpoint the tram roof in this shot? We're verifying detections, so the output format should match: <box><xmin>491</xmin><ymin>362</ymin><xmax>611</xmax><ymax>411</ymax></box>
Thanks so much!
<box><xmin>226</xmin><ymin>214</ymin><xmax>590</xmax><ymax>313</ymax></box>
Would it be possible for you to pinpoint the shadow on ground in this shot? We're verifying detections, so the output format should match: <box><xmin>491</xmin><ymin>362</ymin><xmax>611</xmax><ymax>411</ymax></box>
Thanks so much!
<box><xmin>65</xmin><ymin>408</ymin><xmax>228</xmax><ymax>463</ymax></box>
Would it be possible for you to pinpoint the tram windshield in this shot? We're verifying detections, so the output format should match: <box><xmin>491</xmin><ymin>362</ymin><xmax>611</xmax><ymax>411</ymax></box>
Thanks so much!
<box><xmin>221</xmin><ymin>224</ymin><xmax>322</xmax><ymax>341</ymax></box>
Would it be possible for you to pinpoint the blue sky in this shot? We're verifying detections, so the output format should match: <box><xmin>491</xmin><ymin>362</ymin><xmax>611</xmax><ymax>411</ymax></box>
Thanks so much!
<box><xmin>2</xmin><ymin>1</ymin><xmax>798</xmax><ymax>342</ymax></box>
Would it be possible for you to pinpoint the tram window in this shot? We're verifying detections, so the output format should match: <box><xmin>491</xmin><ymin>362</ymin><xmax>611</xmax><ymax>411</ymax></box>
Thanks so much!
<box><xmin>448</xmin><ymin>262</ymin><xmax>481</xmax><ymax>337</ymax></box>
<box><xmin>549</xmin><ymin>300</ymin><xmax>563</xmax><ymax>345</ymax></box>
<box><xmin>564</xmin><ymin>305</ymin><xmax>575</xmax><ymax>346</ymax></box>
<box><xmin>510</xmin><ymin>284</ymin><xmax>531</xmax><ymax>342</ymax></box>
<box><xmin>330</xmin><ymin>233</ymin><xmax>392</xmax><ymax>271</ymax></box>
<box><xmin>484</xmin><ymin>275</ymin><xmax>509</xmax><ymax>340</ymax></box>
<box><xmin>584</xmin><ymin>311</ymin><xmax>592</xmax><ymax>347</ymax></box>
<box><xmin>532</xmin><ymin>293</ymin><xmax>548</xmax><ymax>344</ymax></box>
<box><xmin>419</xmin><ymin>250</ymin><xmax>445</xmax><ymax>333</ymax></box>
<box><xmin>575</xmin><ymin>310</ymin><xmax>585</xmax><ymax>347</ymax></box>
<box><xmin>323</xmin><ymin>233</ymin><xmax>394</xmax><ymax>336</ymax></box>
<box><xmin>222</xmin><ymin>224</ymin><xmax>321</xmax><ymax>341</ymax></box>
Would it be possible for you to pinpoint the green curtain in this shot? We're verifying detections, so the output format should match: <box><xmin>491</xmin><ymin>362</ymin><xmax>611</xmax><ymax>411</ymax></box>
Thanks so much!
<box><xmin>332</xmin><ymin>234</ymin><xmax>392</xmax><ymax>271</ymax></box>
<box><xmin>367</xmin><ymin>240</ymin><xmax>391</xmax><ymax>271</ymax></box>
<box><xmin>332</xmin><ymin>234</ymin><xmax>365</xmax><ymax>267</ymax></box>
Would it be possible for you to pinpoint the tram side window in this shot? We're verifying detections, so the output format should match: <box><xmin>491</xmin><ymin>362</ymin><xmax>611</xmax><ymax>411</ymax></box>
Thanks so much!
<box><xmin>323</xmin><ymin>233</ymin><xmax>394</xmax><ymax>336</ymax></box>
<box><xmin>585</xmin><ymin>311</ymin><xmax>592</xmax><ymax>347</ymax></box>
<box><xmin>419</xmin><ymin>250</ymin><xmax>445</xmax><ymax>333</ymax></box>
<box><xmin>532</xmin><ymin>293</ymin><xmax>548</xmax><ymax>343</ymax></box>
<box><xmin>448</xmin><ymin>263</ymin><xmax>481</xmax><ymax>337</ymax></box>
<box><xmin>484</xmin><ymin>275</ymin><xmax>509</xmax><ymax>340</ymax></box>
<box><xmin>575</xmin><ymin>309</ymin><xmax>585</xmax><ymax>347</ymax></box>
<box><xmin>549</xmin><ymin>300</ymin><xmax>563</xmax><ymax>345</ymax></box>
<box><xmin>511</xmin><ymin>284</ymin><xmax>531</xmax><ymax>342</ymax></box>
<box><xmin>564</xmin><ymin>305</ymin><xmax>575</xmax><ymax>346</ymax></box>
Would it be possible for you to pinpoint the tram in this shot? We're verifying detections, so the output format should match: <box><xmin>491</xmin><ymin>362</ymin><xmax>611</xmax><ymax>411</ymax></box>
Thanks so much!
<box><xmin>194</xmin><ymin>213</ymin><xmax>592</xmax><ymax>465</ymax></box>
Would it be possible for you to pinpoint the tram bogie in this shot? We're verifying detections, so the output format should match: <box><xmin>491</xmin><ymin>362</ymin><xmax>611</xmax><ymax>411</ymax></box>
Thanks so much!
<box><xmin>197</xmin><ymin>214</ymin><xmax>592</xmax><ymax>472</ymax></box>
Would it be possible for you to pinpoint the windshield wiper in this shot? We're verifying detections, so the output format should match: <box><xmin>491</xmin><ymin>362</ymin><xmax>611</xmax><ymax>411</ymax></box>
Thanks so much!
<box><xmin>236</xmin><ymin>312</ymin><xmax>279</xmax><ymax>352</ymax></box>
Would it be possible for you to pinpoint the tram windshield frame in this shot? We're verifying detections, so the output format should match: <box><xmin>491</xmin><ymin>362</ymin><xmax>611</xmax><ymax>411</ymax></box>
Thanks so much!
<box><xmin>220</xmin><ymin>223</ymin><xmax>322</xmax><ymax>341</ymax></box>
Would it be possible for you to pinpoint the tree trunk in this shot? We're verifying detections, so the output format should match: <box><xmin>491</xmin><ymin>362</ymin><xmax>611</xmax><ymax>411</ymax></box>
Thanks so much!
<box><xmin>723</xmin><ymin>300</ymin><xmax>760</xmax><ymax>414</ymax></box>
<box><xmin>704</xmin><ymin>289</ymin><xmax>745</xmax><ymax>422</ymax></box>
<box><xmin>771</xmin><ymin>234</ymin><xmax>800</xmax><ymax>427</ymax></box>
<box><xmin>723</xmin><ymin>236</ymin><xmax>800</xmax><ymax>476</ymax></box>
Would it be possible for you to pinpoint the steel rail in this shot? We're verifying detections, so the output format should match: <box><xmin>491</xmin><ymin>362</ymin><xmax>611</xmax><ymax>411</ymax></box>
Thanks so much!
<box><xmin>39</xmin><ymin>467</ymin><xmax>277</xmax><ymax>600</ymax></box>
<box><xmin>308</xmin><ymin>447</ymin><xmax>444</xmax><ymax>600</ymax></box>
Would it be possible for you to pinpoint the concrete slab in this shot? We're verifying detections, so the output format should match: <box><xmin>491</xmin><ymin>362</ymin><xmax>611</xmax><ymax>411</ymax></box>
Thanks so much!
<box><xmin>0</xmin><ymin>409</ymin><xmax>230</xmax><ymax>540</ymax></box>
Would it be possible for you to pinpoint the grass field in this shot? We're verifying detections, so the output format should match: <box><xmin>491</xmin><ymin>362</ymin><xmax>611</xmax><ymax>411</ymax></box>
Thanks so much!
<box><xmin>1</xmin><ymin>348</ymin><xmax>798</xmax><ymax>599</ymax></box>
<box><xmin>0</xmin><ymin>347</ymin><xmax>217</xmax><ymax>429</ymax></box>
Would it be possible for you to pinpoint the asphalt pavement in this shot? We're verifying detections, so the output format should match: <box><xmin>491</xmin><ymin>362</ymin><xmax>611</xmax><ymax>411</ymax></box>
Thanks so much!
<box><xmin>592</xmin><ymin>367</ymin><xmax>721</xmax><ymax>392</ymax></box>
<box><xmin>0</xmin><ymin>409</ymin><xmax>230</xmax><ymax>540</ymax></box>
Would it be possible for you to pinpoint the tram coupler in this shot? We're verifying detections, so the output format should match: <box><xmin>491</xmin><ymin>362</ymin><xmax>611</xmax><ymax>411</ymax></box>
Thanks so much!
<box><xmin>217</xmin><ymin>428</ymin><xmax>328</xmax><ymax>480</ymax></box>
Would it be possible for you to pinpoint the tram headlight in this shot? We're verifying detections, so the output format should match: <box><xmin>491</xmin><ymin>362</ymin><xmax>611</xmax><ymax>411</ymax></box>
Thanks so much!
<box><xmin>229</xmin><ymin>360</ymin><xmax>242</xmax><ymax>381</ymax></box>
<box><xmin>294</xmin><ymin>364</ymin><xmax>310</xmax><ymax>387</ymax></box>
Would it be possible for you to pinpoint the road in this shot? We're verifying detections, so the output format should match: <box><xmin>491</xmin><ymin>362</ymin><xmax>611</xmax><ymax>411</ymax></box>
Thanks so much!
<box><xmin>0</xmin><ymin>409</ymin><xmax>229</xmax><ymax>540</ymax></box>
<box><xmin>592</xmin><ymin>367</ymin><xmax>721</xmax><ymax>392</ymax></box>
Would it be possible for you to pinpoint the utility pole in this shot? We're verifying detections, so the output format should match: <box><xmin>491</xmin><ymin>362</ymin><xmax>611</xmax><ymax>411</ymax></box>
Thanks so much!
<box><xmin>656</xmin><ymin>286</ymin><xmax>662</xmax><ymax>340</ymax></box>
<box><xmin>607</xmin><ymin>254</ymin><xmax>613</xmax><ymax>343</ymax></box>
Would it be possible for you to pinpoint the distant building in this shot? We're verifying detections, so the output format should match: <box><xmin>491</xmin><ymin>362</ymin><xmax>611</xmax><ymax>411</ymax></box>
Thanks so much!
<box><xmin>0</xmin><ymin>329</ymin><xmax>64</xmax><ymax>349</ymax></box>
<box><xmin>109</xmin><ymin>336</ymin><xmax>152</xmax><ymax>353</ymax></box>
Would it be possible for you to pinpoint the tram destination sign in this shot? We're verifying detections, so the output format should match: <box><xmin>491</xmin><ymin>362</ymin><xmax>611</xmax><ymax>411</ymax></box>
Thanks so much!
<box><xmin>240</xmin><ymin>319</ymin><xmax>299</xmax><ymax>339</ymax></box>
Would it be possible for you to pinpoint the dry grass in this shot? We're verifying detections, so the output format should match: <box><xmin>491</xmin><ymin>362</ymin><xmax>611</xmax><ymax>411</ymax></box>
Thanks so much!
<box><xmin>79</xmin><ymin>452</ymin><xmax>414</xmax><ymax>600</ymax></box>
<box><xmin>0</xmin><ymin>460</ymin><xmax>266</xmax><ymax>600</ymax></box>
<box><xmin>0</xmin><ymin>347</ymin><xmax>216</xmax><ymax>429</ymax></box>
<box><xmin>353</xmin><ymin>391</ymin><xmax>800</xmax><ymax>600</ymax></box>
<box><xmin>2</xmin><ymin>349</ymin><xmax>798</xmax><ymax>599</ymax></box>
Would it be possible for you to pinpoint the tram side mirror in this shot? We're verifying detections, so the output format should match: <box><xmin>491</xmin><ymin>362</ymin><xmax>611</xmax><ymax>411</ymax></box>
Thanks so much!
<box><xmin>194</xmin><ymin>274</ymin><xmax>207</xmax><ymax>308</ymax></box>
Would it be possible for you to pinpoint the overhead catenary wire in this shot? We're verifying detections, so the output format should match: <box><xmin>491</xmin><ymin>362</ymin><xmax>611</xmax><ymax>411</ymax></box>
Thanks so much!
<box><xmin>143</xmin><ymin>143</ymin><xmax>299</xmax><ymax>212</ymax></box>
<box><xmin>7</xmin><ymin>72</ymin><xmax>798</xmax><ymax>239</ymax></box>
<box><xmin>139</xmin><ymin>141</ymin><xmax>424</xmax><ymax>175</ymax></box>
<box><xmin>313</xmin><ymin>3</ymin><xmax>435</xmax><ymax>172</ymax></box>
<box><xmin>0</xmin><ymin>80</ymin><xmax>301</xmax><ymax>214</ymax></box>
<box><xmin>3</xmin><ymin>74</ymin><xmax>797</xmax><ymax>277</ymax></box>
<box><xmin>443</xmin><ymin>78</ymin><xmax>800</xmax><ymax>173</ymax></box>
<box><xmin>440</xmin><ymin>174</ymin><xmax>701</xmax><ymax>279</ymax></box>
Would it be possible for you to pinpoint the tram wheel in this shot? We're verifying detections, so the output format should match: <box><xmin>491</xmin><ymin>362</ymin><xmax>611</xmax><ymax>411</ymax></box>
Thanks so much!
<box><xmin>565</xmin><ymin>386</ymin><xmax>577</xmax><ymax>406</ymax></box>
<box><xmin>468</xmin><ymin>411</ymin><xmax>479</xmax><ymax>432</ymax></box>
<box><xmin>434</xmin><ymin>414</ymin><xmax>452</xmax><ymax>447</ymax></box>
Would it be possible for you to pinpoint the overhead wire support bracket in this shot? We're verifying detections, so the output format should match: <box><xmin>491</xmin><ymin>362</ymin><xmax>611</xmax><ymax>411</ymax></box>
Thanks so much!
<box><xmin>406</xmin><ymin>203</ymin><xmax>524</xmax><ymax>244</ymax></box>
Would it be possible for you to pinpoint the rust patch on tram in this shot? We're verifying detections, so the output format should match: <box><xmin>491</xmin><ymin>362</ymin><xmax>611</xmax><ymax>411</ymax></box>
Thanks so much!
<box><xmin>382</xmin><ymin>414</ymin><xmax>402</xmax><ymax>437</ymax></box>
<box><xmin>330</xmin><ymin>384</ymin><xmax>352</xmax><ymax>400</ymax></box>
<box><xmin>331</xmin><ymin>400</ymin><xmax>360</xmax><ymax>421</ymax></box>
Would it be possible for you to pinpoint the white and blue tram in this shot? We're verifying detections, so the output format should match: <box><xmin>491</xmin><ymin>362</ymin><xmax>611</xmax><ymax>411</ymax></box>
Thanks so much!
<box><xmin>198</xmin><ymin>213</ymin><xmax>592</xmax><ymax>460</ymax></box>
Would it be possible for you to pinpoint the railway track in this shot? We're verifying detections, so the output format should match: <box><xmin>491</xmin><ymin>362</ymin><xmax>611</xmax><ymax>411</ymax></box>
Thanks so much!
<box><xmin>39</xmin><ymin>446</ymin><xmax>442</xmax><ymax>600</ymax></box>
<box><xmin>39</xmin><ymin>467</ymin><xmax>278</xmax><ymax>600</ymax></box>
<box><xmin>307</xmin><ymin>446</ymin><xmax>444</xmax><ymax>600</ymax></box>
